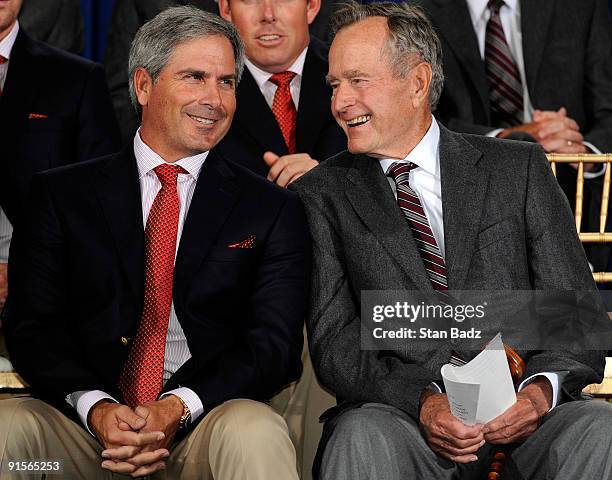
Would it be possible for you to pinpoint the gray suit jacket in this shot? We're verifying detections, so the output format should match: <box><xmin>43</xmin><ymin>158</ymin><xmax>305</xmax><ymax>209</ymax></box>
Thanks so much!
<box><xmin>292</xmin><ymin>124</ymin><xmax>604</xmax><ymax>424</ymax></box>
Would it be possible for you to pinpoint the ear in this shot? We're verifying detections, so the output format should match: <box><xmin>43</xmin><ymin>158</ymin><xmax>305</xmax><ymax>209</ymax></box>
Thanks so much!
<box><xmin>409</xmin><ymin>62</ymin><xmax>433</xmax><ymax>108</ymax></box>
<box><xmin>306</xmin><ymin>0</ymin><xmax>322</xmax><ymax>25</ymax></box>
<box><xmin>218</xmin><ymin>0</ymin><xmax>232</xmax><ymax>21</ymax></box>
<box><xmin>134</xmin><ymin>67</ymin><xmax>154</xmax><ymax>109</ymax></box>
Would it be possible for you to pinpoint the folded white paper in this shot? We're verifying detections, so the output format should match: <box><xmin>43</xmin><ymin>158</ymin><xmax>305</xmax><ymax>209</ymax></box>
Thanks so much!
<box><xmin>441</xmin><ymin>333</ymin><xmax>516</xmax><ymax>425</ymax></box>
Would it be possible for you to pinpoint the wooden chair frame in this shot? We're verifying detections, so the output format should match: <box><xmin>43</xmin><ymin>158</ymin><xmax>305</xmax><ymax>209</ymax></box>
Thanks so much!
<box><xmin>547</xmin><ymin>153</ymin><xmax>612</xmax><ymax>282</ymax></box>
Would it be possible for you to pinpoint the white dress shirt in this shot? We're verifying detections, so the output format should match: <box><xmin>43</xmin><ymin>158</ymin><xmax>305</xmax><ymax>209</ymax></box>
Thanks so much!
<box><xmin>66</xmin><ymin>130</ymin><xmax>208</xmax><ymax>433</ymax></box>
<box><xmin>245</xmin><ymin>47</ymin><xmax>308</xmax><ymax>110</ymax></box>
<box><xmin>379</xmin><ymin>116</ymin><xmax>560</xmax><ymax>409</ymax></box>
<box><xmin>0</xmin><ymin>21</ymin><xmax>19</xmax><ymax>263</ymax></box>
<box><xmin>466</xmin><ymin>0</ymin><xmax>602</xmax><ymax>163</ymax></box>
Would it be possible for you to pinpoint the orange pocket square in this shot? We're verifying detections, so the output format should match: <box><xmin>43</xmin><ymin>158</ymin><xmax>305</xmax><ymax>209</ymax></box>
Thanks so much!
<box><xmin>28</xmin><ymin>113</ymin><xmax>49</xmax><ymax>119</ymax></box>
<box><xmin>227</xmin><ymin>235</ymin><xmax>256</xmax><ymax>249</ymax></box>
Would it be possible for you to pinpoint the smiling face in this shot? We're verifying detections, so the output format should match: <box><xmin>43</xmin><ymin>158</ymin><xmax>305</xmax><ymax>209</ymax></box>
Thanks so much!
<box><xmin>0</xmin><ymin>0</ymin><xmax>21</xmax><ymax>41</ymax></box>
<box><xmin>218</xmin><ymin>0</ymin><xmax>320</xmax><ymax>74</ymax></box>
<box><xmin>327</xmin><ymin>17</ymin><xmax>432</xmax><ymax>159</ymax></box>
<box><xmin>134</xmin><ymin>35</ymin><xmax>237</xmax><ymax>162</ymax></box>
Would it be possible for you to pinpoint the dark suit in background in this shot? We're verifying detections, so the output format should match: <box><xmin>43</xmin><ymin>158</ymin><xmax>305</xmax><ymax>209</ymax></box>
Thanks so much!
<box><xmin>104</xmin><ymin>0</ymin><xmax>339</xmax><ymax>146</ymax></box>
<box><xmin>418</xmin><ymin>0</ymin><xmax>612</xmax><ymax>270</ymax></box>
<box><xmin>0</xmin><ymin>28</ymin><xmax>120</xmax><ymax>230</ymax></box>
<box><xmin>19</xmin><ymin>0</ymin><xmax>84</xmax><ymax>54</ymax></box>
<box><xmin>215</xmin><ymin>37</ymin><xmax>346</xmax><ymax>177</ymax></box>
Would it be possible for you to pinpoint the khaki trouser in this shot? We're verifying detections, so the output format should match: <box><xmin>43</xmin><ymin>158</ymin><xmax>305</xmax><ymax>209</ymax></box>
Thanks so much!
<box><xmin>0</xmin><ymin>397</ymin><xmax>299</xmax><ymax>480</ymax></box>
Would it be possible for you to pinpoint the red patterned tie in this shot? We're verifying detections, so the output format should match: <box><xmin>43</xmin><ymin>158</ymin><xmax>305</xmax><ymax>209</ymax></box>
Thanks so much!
<box><xmin>270</xmin><ymin>71</ymin><xmax>297</xmax><ymax>154</ymax></box>
<box><xmin>485</xmin><ymin>0</ymin><xmax>523</xmax><ymax>127</ymax></box>
<box><xmin>118</xmin><ymin>164</ymin><xmax>185</xmax><ymax>407</ymax></box>
<box><xmin>387</xmin><ymin>162</ymin><xmax>448</xmax><ymax>291</ymax></box>
<box><xmin>0</xmin><ymin>56</ymin><xmax>7</xmax><ymax>96</ymax></box>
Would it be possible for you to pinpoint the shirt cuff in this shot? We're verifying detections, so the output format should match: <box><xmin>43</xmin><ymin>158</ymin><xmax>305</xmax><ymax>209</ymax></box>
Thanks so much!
<box><xmin>487</xmin><ymin>128</ymin><xmax>504</xmax><ymax>138</ymax></box>
<box><xmin>581</xmin><ymin>141</ymin><xmax>606</xmax><ymax>179</ymax></box>
<box><xmin>428</xmin><ymin>381</ymin><xmax>443</xmax><ymax>393</ymax></box>
<box><xmin>65</xmin><ymin>390</ymin><xmax>118</xmax><ymax>436</ymax></box>
<box><xmin>517</xmin><ymin>372</ymin><xmax>560</xmax><ymax>412</ymax></box>
<box><xmin>160</xmin><ymin>387</ymin><xmax>204</xmax><ymax>424</ymax></box>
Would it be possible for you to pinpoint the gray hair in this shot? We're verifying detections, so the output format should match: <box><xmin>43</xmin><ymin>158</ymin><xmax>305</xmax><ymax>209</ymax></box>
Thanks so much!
<box><xmin>331</xmin><ymin>1</ymin><xmax>444</xmax><ymax>109</ymax></box>
<box><xmin>128</xmin><ymin>5</ymin><xmax>245</xmax><ymax>115</ymax></box>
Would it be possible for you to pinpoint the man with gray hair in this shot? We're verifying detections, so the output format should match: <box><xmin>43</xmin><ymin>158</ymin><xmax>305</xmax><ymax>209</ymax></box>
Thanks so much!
<box><xmin>0</xmin><ymin>6</ymin><xmax>308</xmax><ymax>479</ymax></box>
<box><xmin>292</xmin><ymin>2</ymin><xmax>612</xmax><ymax>479</ymax></box>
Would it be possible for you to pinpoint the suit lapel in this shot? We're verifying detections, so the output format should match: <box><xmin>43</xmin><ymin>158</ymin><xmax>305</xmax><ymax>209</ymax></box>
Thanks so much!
<box><xmin>520</xmin><ymin>0</ymin><xmax>555</xmax><ymax>97</ymax></box>
<box><xmin>296</xmin><ymin>39</ymin><xmax>331</xmax><ymax>155</ymax></box>
<box><xmin>439</xmin><ymin>125</ymin><xmax>488</xmax><ymax>290</ymax></box>
<box><xmin>345</xmin><ymin>156</ymin><xmax>433</xmax><ymax>292</ymax></box>
<box><xmin>234</xmin><ymin>69</ymin><xmax>288</xmax><ymax>156</ymax></box>
<box><xmin>174</xmin><ymin>151</ymin><xmax>241</xmax><ymax>288</ymax></box>
<box><xmin>94</xmin><ymin>147</ymin><xmax>145</xmax><ymax>300</ymax></box>
<box><xmin>426</xmin><ymin>0</ymin><xmax>490</xmax><ymax>119</ymax></box>
<box><xmin>0</xmin><ymin>31</ymin><xmax>39</xmax><ymax>125</ymax></box>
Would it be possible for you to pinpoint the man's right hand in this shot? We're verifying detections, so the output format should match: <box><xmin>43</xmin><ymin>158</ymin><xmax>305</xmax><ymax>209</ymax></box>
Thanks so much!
<box><xmin>498</xmin><ymin>108</ymin><xmax>585</xmax><ymax>154</ymax></box>
<box><xmin>419</xmin><ymin>392</ymin><xmax>485</xmax><ymax>463</ymax></box>
<box><xmin>88</xmin><ymin>400</ymin><xmax>169</xmax><ymax>477</ymax></box>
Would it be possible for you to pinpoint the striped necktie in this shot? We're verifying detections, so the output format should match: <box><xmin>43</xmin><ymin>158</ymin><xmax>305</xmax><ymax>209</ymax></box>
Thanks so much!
<box><xmin>484</xmin><ymin>0</ymin><xmax>524</xmax><ymax>127</ymax></box>
<box><xmin>387</xmin><ymin>162</ymin><xmax>448</xmax><ymax>291</ymax></box>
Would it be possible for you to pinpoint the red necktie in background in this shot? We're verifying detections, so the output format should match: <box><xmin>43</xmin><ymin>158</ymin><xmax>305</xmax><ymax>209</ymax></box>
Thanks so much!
<box><xmin>118</xmin><ymin>164</ymin><xmax>185</xmax><ymax>407</ymax></box>
<box><xmin>0</xmin><ymin>56</ymin><xmax>7</xmax><ymax>96</ymax></box>
<box><xmin>270</xmin><ymin>71</ymin><xmax>297</xmax><ymax>154</ymax></box>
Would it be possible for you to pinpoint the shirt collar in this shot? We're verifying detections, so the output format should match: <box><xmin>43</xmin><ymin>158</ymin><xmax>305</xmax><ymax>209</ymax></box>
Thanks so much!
<box><xmin>466</xmin><ymin>0</ymin><xmax>518</xmax><ymax>24</ymax></box>
<box><xmin>378</xmin><ymin>116</ymin><xmax>440</xmax><ymax>178</ymax></box>
<box><xmin>133</xmin><ymin>128</ymin><xmax>208</xmax><ymax>180</ymax></box>
<box><xmin>0</xmin><ymin>21</ymin><xmax>19</xmax><ymax>60</ymax></box>
<box><xmin>245</xmin><ymin>47</ymin><xmax>308</xmax><ymax>91</ymax></box>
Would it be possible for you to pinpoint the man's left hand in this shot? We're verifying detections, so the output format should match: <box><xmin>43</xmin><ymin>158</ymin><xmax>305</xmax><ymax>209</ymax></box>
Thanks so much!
<box><xmin>483</xmin><ymin>378</ymin><xmax>552</xmax><ymax>444</ymax></box>
<box><xmin>101</xmin><ymin>395</ymin><xmax>184</xmax><ymax>477</ymax></box>
<box><xmin>264</xmin><ymin>151</ymin><xmax>318</xmax><ymax>187</ymax></box>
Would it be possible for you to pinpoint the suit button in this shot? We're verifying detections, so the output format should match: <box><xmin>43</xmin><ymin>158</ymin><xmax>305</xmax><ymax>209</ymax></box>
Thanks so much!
<box><xmin>121</xmin><ymin>336</ymin><xmax>129</xmax><ymax>346</ymax></box>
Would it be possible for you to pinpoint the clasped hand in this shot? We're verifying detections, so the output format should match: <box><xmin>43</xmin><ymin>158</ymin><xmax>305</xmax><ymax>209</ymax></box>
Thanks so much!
<box><xmin>89</xmin><ymin>395</ymin><xmax>183</xmax><ymax>477</ymax></box>
<box><xmin>419</xmin><ymin>380</ymin><xmax>551</xmax><ymax>464</ymax></box>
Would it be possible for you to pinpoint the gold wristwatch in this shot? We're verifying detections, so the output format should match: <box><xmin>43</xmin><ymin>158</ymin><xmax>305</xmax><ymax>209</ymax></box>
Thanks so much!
<box><xmin>176</xmin><ymin>395</ymin><xmax>191</xmax><ymax>431</ymax></box>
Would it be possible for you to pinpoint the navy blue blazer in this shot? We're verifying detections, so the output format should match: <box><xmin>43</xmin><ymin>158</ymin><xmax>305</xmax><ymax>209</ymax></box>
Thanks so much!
<box><xmin>5</xmin><ymin>147</ymin><xmax>310</xmax><ymax>430</ymax></box>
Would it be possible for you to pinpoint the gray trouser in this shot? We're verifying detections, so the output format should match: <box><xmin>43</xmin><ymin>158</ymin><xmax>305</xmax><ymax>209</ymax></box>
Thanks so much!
<box><xmin>320</xmin><ymin>400</ymin><xmax>612</xmax><ymax>480</ymax></box>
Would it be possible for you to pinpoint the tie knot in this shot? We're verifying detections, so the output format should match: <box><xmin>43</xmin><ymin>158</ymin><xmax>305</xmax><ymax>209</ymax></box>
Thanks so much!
<box><xmin>153</xmin><ymin>164</ymin><xmax>186</xmax><ymax>187</ymax></box>
<box><xmin>386</xmin><ymin>162</ymin><xmax>417</xmax><ymax>184</ymax></box>
<box><xmin>487</xmin><ymin>0</ymin><xmax>504</xmax><ymax>14</ymax></box>
<box><xmin>270</xmin><ymin>71</ymin><xmax>296</xmax><ymax>89</ymax></box>
<box><xmin>0</xmin><ymin>56</ymin><xmax>7</xmax><ymax>65</ymax></box>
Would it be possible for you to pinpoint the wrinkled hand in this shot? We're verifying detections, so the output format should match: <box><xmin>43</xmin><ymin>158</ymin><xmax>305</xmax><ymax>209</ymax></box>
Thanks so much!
<box><xmin>419</xmin><ymin>392</ymin><xmax>485</xmax><ymax>463</ymax></box>
<box><xmin>483</xmin><ymin>378</ymin><xmax>552</xmax><ymax>444</ymax></box>
<box><xmin>0</xmin><ymin>263</ymin><xmax>7</xmax><ymax>307</ymax></box>
<box><xmin>499</xmin><ymin>107</ymin><xmax>588</xmax><ymax>155</ymax></box>
<box><xmin>101</xmin><ymin>395</ymin><xmax>183</xmax><ymax>477</ymax></box>
<box><xmin>264</xmin><ymin>151</ymin><xmax>319</xmax><ymax>187</ymax></box>
<box><xmin>88</xmin><ymin>400</ymin><xmax>167</xmax><ymax>478</ymax></box>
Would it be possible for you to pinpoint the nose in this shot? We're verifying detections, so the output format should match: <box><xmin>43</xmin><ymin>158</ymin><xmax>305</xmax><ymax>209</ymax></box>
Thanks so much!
<box><xmin>332</xmin><ymin>82</ymin><xmax>355</xmax><ymax>114</ymax></box>
<box><xmin>261</xmin><ymin>0</ymin><xmax>276</xmax><ymax>23</ymax></box>
<box><xmin>198</xmin><ymin>81</ymin><xmax>222</xmax><ymax>110</ymax></box>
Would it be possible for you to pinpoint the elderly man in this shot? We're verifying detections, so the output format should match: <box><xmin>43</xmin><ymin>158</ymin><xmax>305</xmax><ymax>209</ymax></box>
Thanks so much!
<box><xmin>216</xmin><ymin>0</ymin><xmax>346</xmax><ymax>187</ymax></box>
<box><xmin>292</xmin><ymin>2</ymin><xmax>612</xmax><ymax>479</ymax></box>
<box><xmin>0</xmin><ymin>6</ymin><xmax>308</xmax><ymax>480</ymax></box>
